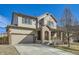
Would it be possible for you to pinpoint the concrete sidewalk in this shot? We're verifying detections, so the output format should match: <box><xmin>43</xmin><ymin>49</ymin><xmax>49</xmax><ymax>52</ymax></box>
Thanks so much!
<box><xmin>14</xmin><ymin>44</ymin><xmax>74</xmax><ymax>55</ymax></box>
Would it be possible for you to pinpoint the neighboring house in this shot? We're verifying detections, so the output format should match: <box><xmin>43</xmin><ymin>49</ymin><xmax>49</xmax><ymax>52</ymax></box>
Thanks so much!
<box><xmin>7</xmin><ymin>12</ymin><xmax>57</xmax><ymax>45</ymax></box>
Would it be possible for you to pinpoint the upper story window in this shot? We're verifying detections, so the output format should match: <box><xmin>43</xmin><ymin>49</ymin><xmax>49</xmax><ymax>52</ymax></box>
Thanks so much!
<box><xmin>32</xmin><ymin>19</ymin><xmax>36</xmax><ymax>25</ymax></box>
<box><xmin>22</xmin><ymin>17</ymin><xmax>32</xmax><ymax>25</ymax></box>
<box><xmin>47</xmin><ymin>21</ymin><xmax>54</xmax><ymax>27</ymax></box>
<box><xmin>39</xmin><ymin>18</ymin><xmax>44</xmax><ymax>26</ymax></box>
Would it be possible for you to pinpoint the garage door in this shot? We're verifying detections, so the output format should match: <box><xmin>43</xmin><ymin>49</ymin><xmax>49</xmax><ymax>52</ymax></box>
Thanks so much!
<box><xmin>11</xmin><ymin>34</ymin><xmax>34</xmax><ymax>45</ymax></box>
<box><xmin>19</xmin><ymin>34</ymin><xmax>34</xmax><ymax>44</ymax></box>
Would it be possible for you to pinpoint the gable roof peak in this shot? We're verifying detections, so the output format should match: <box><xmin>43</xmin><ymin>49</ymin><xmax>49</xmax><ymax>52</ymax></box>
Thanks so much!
<box><xmin>43</xmin><ymin>12</ymin><xmax>51</xmax><ymax>15</ymax></box>
<box><xmin>43</xmin><ymin>12</ymin><xmax>57</xmax><ymax>22</ymax></box>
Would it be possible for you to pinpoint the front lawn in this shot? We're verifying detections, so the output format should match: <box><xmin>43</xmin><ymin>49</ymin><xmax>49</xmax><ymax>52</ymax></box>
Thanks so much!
<box><xmin>55</xmin><ymin>43</ymin><xmax>79</xmax><ymax>55</ymax></box>
<box><xmin>0</xmin><ymin>45</ymin><xmax>19</xmax><ymax>55</ymax></box>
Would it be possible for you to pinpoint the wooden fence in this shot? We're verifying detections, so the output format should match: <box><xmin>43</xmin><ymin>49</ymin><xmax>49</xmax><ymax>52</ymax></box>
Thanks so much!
<box><xmin>0</xmin><ymin>33</ymin><xmax>9</xmax><ymax>44</ymax></box>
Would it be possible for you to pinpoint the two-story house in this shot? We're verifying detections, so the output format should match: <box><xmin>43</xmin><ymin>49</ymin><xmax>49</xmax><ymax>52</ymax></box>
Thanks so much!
<box><xmin>7</xmin><ymin>12</ymin><xmax>57</xmax><ymax>45</ymax></box>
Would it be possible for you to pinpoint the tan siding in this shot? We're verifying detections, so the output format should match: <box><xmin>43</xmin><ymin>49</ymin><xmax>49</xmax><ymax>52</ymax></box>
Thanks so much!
<box><xmin>17</xmin><ymin>16</ymin><xmax>36</xmax><ymax>29</ymax></box>
<box><xmin>8</xmin><ymin>28</ymin><xmax>35</xmax><ymax>45</ymax></box>
<box><xmin>38</xmin><ymin>14</ymin><xmax>57</xmax><ymax>29</ymax></box>
<box><xmin>10</xmin><ymin>28</ymin><xmax>35</xmax><ymax>34</ymax></box>
<box><xmin>44</xmin><ymin>15</ymin><xmax>57</xmax><ymax>29</ymax></box>
<box><xmin>41</xmin><ymin>26</ymin><xmax>51</xmax><ymax>43</ymax></box>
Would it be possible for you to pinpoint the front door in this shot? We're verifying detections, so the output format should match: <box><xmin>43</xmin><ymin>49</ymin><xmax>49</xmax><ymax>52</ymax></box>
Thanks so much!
<box><xmin>37</xmin><ymin>31</ymin><xmax>41</xmax><ymax>40</ymax></box>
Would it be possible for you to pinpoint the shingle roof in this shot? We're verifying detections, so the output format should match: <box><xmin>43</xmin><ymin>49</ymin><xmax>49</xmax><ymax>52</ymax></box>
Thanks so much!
<box><xmin>13</xmin><ymin>12</ymin><xmax>37</xmax><ymax>19</ymax></box>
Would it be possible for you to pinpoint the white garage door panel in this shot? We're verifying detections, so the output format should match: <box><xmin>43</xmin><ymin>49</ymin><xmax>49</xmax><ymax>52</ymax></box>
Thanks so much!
<box><xmin>11</xmin><ymin>34</ymin><xmax>34</xmax><ymax>44</ymax></box>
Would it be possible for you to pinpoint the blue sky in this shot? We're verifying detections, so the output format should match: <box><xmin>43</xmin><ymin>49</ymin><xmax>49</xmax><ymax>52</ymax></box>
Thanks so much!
<box><xmin>0</xmin><ymin>4</ymin><xmax>79</xmax><ymax>33</ymax></box>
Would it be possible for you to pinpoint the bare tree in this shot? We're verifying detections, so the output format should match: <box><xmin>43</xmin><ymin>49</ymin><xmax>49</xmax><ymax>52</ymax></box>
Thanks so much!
<box><xmin>60</xmin><ymin>7</ymin><xmax>77</xmax><ymax>47</ymax></box>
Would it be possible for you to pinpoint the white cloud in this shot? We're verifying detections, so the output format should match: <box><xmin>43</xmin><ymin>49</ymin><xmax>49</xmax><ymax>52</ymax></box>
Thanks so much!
<box><xmin>0</xmin><ymin>15</ymin><xmax>10</xmax><ymax>33</ymax></box>
<box><xmin>0</xmin><ymin>15</ymin><xmax>10</xmax><ymax>27</ymax></box>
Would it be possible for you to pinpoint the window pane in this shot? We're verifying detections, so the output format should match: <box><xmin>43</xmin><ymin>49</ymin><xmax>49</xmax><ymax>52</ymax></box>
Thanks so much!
<box><xmin>33</xmin><ymin>19</ymin><xmax>36</xmax><ymax>25</ymax></box>
<box><xmin>51</xmin><ymin>22</ymin><xmax>54</xmax><ymax>26</ymax></box>
<box><xmin>25</xmin><ymin>18</ymin><xmax>28</xmax><ymax>24</ymax></box>
<box><xmin>28</xmin><ymin>19</ymin><xmax>32</xmax><ymax>24</ymax></box>
<box><xmin>48</xmin><ymin>21</ymin><xmax>51</xmax><ymax>26</ymax></box>
<box><xmin>22</xmin><ymin>17</ymin><xmax>32</xmax><ymax>25</ymax></box>
<box><xmin>47</xmin><ymin>21</ymin><xmax>54</xmax><ymax>27</ymax></box>
<box><xmin>22</xmin><ymin>17</ymin><xmax>25</xmax><ymax>23</ymax></box>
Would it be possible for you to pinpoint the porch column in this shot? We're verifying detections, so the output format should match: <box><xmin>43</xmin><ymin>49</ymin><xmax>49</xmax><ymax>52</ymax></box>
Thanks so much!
<box><xmin>49</xmin><ymin>31</ymin><xmax>52</xmax><ymax>43</ymax></box>
<box><xmin>41</xmin><ymin>27</ymin><xmax>45</xmax><ymax>43</ymax></box>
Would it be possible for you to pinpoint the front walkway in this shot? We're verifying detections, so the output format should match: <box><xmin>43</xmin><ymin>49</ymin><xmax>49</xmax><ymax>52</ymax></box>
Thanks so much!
<box><xmin>14</xmin><ymin>44</ymin><xmax>74</xmax><ymax>55</ymax></box>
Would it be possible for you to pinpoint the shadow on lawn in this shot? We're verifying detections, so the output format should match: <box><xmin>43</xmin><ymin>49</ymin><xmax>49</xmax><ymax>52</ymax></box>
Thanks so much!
<box><xmin>60</xmin><ymin>46</ymin><xmax>79</xmax><ymax>51</ymax></box>
<box><xmin>56</xmin><ymin>46</ymin><xmax>79</xmax><ymax>55</ymax></box>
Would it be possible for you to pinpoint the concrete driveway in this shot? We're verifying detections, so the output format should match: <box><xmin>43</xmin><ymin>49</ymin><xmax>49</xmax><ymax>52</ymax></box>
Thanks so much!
<box><xmin>14</xmin><ymin>44</ymin><xmax>74</xmax><ymax>55</ymax></box>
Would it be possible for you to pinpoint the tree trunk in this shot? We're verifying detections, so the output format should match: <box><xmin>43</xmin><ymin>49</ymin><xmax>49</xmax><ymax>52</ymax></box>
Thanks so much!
<box><xmin>67</xmin><ymin>32</ymin><xmax>70</xmax><ymax>47</ymax></box>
